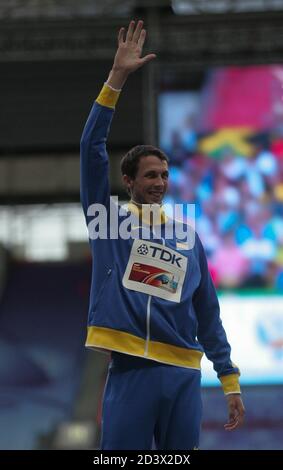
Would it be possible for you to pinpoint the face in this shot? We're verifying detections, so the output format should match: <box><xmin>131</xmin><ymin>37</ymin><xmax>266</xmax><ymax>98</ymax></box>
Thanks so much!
<box><xmin>123</xmin><ymin>155</ymin><xmax>169</xmax><ymax>205</ymax></box>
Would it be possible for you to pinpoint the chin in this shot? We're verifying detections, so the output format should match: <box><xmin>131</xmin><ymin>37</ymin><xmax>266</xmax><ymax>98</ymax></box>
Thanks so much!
<box><xmin>147</xmin><ymin>194</ymin><xmax>164</xmax><ymax>205</ymax></box>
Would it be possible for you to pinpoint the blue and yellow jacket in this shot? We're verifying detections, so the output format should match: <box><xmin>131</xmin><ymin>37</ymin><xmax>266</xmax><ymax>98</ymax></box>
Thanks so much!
<box><xmin>80</xmin><ymin>84</ymin><xmax>241</xmax><ymax>395</ymax></box>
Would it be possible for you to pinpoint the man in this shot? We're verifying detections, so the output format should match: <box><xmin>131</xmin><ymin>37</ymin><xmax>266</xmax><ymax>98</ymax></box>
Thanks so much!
<box><xmin>80</xmin><ymin>20</ymin><xmax>245</xmax><ymax>450</ymax></box>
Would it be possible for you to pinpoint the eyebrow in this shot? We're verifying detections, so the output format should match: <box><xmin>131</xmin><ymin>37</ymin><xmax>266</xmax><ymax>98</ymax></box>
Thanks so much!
<box><xmin>144</xmin><ymin>170</ymin><xmax>169</xmax><ymax>177</ymax></box>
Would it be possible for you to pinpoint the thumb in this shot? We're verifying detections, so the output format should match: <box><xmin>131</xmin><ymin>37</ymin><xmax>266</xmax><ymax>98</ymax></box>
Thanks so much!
<box><xmin>140</xmin><ymin>54</ymin><xmax>157</xmax><ymax>65</ymax></box>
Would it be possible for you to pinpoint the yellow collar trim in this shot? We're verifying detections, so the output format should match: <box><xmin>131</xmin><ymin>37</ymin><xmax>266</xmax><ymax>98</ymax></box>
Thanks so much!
<box><xmin>127</xmin><ymin>201</ymin><xmax>168</xmax><ymax>225</ymax></box>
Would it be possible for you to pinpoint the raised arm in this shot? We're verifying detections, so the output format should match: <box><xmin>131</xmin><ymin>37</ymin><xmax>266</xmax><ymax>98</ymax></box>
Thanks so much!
<box><xmin>80</xmin><ymin>20</ymin><xmax>156</xmax><ymax>217</ymax></box>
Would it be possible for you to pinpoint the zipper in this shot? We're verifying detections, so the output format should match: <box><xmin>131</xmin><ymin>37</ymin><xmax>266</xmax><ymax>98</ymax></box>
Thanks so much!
<box><xmin>144</xmin><ymin>295</ymin><xmax>152</xmax><ymax>357</ymax></box>
<box><xmin>143</xmin><ymin>230</ymin><xmax>165</xmax><ymax>357</ymax></box>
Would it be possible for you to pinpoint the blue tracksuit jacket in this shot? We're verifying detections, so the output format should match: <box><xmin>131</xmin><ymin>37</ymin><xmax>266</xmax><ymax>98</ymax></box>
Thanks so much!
<box><xmin>80</xmin><ymin>84</ymin><xmax>240</xmax><ymax>394</ymax></box>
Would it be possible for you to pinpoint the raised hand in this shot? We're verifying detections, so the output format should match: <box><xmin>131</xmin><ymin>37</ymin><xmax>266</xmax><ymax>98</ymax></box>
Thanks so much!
<box><xmin>114</xmin><ymin>20</ymin><xmax>156</xmax><ymax>73</ymax></box>
<box><xmin>107</xmin><ymin>20</ymin><xmax>156</xmax><ymax>89</ymax></box>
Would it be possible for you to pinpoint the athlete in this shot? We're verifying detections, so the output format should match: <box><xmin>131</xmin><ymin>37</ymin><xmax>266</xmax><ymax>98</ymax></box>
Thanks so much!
<box><xmin>80</xmin><ymin>20</ymin><xmax>245</xmax><ymax>450</ymax></box>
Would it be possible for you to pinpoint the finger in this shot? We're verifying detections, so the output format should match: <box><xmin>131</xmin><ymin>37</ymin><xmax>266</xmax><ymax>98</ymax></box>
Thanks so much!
<box><xmin>237</xmin><ymin>411</ymin><xmax>245</xmax><ymax>427</ymax></box>
<box><xmin>139</xmin><ymin>54</ymin><xmax>157</xmax><ymax>66</ymax></box>
<box><xmin>224</xmin><ymin>420</ymin><xmax>239</xmax><ymax>431</ymax></box>
<box><xmin>224</xmin><ymin>415</ymin><xmax>239</xmax><ymax>430</ymax></box>
<box><xmin>137</xmin><ymin>29</ymin><xmax>147</xmax><ymax>49</ymax></box>
<box><xmin>126</xmin><ymin>20</ymin><xmax>135</xmax><ymax>42</ymax></box>
<box><xmin>118</xmin><ymin>27</ymin><xmax>125</xmax><ymax>45</ymax></box>
<box><xmin>234</xmin><ymin>403</ymin><xmax>245</xmax><ymax>425</ymax></box>
<box><xmin>132</xmin><ymin>20</ymin><xmax>144</xmax><ymax>43</ymax></box>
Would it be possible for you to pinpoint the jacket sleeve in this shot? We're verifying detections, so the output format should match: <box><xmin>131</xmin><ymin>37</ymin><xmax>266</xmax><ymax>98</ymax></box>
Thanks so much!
<box><xmin>80</xmin><ymin>84</ymin><xmax>121</xmax><ymax>218</ymax></box>
<box><xmin>193</xmin><ymin>233</ymin><xmax>241</xmax><ymax>395</ymax></box>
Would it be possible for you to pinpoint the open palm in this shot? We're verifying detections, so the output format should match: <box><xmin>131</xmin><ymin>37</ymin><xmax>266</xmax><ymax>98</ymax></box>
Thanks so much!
<box><xmin>113</xmin><ymin>20</ymin><xmax>156</xmax><ymax>74</ymax></box>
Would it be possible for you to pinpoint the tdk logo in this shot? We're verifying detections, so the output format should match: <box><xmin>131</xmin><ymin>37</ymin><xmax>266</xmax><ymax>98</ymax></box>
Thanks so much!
<box><xmin>137</xmin><ymin>244</ymin><xmax>182</xmax><ymax>268</ymax></box>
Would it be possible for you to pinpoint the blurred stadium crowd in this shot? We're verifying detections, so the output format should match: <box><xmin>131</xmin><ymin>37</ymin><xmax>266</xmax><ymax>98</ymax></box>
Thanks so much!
<box><xmin>162</xmin><ymin>67</ymin><xmax>283</xmax><ymax>290</ymax></box>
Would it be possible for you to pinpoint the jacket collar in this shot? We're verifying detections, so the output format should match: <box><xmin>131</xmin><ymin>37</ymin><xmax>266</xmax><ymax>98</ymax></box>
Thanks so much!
<box><xmin>126</xmin><ymin>200</ymin><xmax>168</xmax><ymax>226</ymax></box>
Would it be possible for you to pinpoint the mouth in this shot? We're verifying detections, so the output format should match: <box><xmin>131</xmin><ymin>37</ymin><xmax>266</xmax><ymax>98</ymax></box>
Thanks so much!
<box><xmin>148</xmin><ymin>191</ymin><xmax>164</xmax><ymax>201</ymax></box>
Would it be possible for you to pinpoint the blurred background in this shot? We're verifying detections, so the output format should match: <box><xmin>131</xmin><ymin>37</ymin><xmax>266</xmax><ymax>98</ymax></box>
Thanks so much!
<box><xmin>0</xmin><ymin>0</ymin><xmax>283</xmax><ymax>450</ymax></box>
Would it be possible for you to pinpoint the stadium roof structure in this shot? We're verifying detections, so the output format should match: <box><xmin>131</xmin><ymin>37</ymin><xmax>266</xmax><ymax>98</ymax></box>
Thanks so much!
<box><xmin>172</xmin><ymin>0</ymin><xmax>283</xmax><ymax>15</ymax></box>
<box><xmin>1</xmin><ymin>0</ymin><xmax>283</xmax><ymax>20</ymax></box>
<box><xmin>0</xmin><ymin>0</ymin><xmax>132</xmax><ymax>19</ymax></box>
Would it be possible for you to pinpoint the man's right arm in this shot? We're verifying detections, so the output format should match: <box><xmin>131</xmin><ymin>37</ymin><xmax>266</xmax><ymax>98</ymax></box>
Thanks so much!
<box><xmin>80</xmin><ymin>20</ymin><xmax>156</xmax><ymax>218</ymax></box>
<box><xmin>80</xmin><ymin>85</ymin><xmax>120</xmax><ymax>217</ymax></box>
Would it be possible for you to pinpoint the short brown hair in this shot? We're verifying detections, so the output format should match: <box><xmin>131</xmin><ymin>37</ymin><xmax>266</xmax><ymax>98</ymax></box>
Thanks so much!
<box><xmin>120</xmin><ymin>145</ymin><xmax>169</xmax><ymax>179</ymax></box>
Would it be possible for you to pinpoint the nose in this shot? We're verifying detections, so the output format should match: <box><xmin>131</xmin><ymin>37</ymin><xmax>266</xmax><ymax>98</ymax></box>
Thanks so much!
<box><xmin>154</xmin><ymin>174</ymin><xmax>165</xmax><ymax>187</ymax></box>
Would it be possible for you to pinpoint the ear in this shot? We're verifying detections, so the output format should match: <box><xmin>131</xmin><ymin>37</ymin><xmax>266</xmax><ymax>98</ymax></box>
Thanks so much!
<box><xmin>122</xmin><ymin>174</ymin><xmax>134</xmax><ymax>194</ymax></box>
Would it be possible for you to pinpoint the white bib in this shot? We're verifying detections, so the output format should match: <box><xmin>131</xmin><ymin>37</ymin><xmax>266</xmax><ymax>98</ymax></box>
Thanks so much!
<box><xmin>122</xmin><ymin>240</ymin><xmax>188</xmax><ymax>303</ymax></box>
